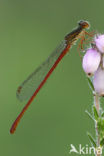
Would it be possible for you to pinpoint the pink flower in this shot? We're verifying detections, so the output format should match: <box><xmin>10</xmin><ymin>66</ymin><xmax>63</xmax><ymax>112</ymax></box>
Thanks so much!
<box><xmin>82</xmin><ymin>48</ymin><xmax>101</xmax><ymax>76</ymax></box>
<box><xmin>95</xmin><ymin>35</ymin><xmax>104</xmax><ymax>53</ymax></box>
<box><xmin>93</xmin><ymin>67</ymin><xmax>104</xmax><ymax>96</ymax></box>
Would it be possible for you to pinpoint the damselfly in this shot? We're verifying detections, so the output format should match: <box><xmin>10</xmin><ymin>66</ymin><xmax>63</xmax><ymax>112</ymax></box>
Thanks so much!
<box><xmin>10</xmin><ymin>20</ymin><xmax>90</xmax><ymax>134</ymax></box>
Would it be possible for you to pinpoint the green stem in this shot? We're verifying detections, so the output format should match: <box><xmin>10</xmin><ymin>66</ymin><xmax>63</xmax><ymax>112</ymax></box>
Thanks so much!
<box><xmin>94</xmin><ymin>95</ymin><xmax>101</xmax><ymax>156</ymax></box>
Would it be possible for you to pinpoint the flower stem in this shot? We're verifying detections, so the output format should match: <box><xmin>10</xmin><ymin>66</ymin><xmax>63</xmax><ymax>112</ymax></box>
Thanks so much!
<box><xmin>94</xmin><ymin>95</ymin><xmax>100</xmax><ymax>114</ymax></box>
<box><xmin>94</xmin><ymin>94</ymin><xmax>101</xmax><ymax>156</ymax></box>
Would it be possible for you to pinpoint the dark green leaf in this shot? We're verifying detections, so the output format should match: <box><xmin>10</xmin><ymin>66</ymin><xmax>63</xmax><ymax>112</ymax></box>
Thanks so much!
<box><xmin>101</xmin><ymin>112</ymin><xmax>104</xmax><ymax>117</ymax></box>
<box><xmin>93</xmin><ymin>105</ymin><xmax>99</xmax><ymax>121</ymax></box>
<box><xmin>87</xmin><ymin>132</ymin><xmax>96</xmax><ymax>147</ymax></box>
<box><xmin>87</xmin><ymin>77</ymin><xmax>94</xmax><ymax>91</ymax></box>
<box><xmin>100</xmin><ymin>138</ymin><xmax>104</xmax><ymax>146</ymax></box>
<box><xmin>97</xmin><ymin>118</ymin><xmax>104</xmax><ymax>135</ymax></box>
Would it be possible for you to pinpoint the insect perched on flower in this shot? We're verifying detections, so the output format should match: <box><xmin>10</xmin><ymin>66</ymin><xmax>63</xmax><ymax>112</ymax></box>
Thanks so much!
<box><xmin>10</xmin><ymin>20</ymin><xmax>92</xmax><ymax>134</ymax></box>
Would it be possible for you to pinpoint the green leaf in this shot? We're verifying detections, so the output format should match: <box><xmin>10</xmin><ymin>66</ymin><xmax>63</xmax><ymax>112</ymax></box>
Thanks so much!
<box><xmin>100</xmin><ymin>138</ymin><xmax>104</xmax><ymax>146</ymax></box>
<box><xmin>93</xmin><ymin>105</ymin><xmax>99</xmax><ymax>121</ymax></box>
<box><xmin>87</xmin><ymin>77</ymin><xmax>94</xmax><ymax>91</ymax></box>
<box><xmin>97</xmin><ymin>118</ymin><xmax>104</xmax><ymax>136</ymax></box>
<box><xmin>87</xmin><ymin>132</ymin><xmax>97</xmax><ymax>147</ymax></box>
<box><xmin>85</xmin><ymin>110</ymin><xmax>94</xmax><ymax>121</ymax></box>
<box><xmin>101</xmin><ymin>112</ymin><xmax>104</xmax><ymax>117</ymax></box>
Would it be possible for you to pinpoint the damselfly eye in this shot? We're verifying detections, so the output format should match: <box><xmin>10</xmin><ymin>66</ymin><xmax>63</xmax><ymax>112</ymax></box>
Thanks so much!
<box><xmin>78</xmin><ymin>20</ymin><xmax>90</xmax><ymax>29</ymax></box>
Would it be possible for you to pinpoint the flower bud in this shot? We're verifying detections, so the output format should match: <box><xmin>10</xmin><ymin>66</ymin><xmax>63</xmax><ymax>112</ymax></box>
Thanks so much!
<box><xmin>93</xmin><ymin>67</ymin><xmax>104</xmax><ymax>96</ymax></box>
<box><xmin>95</xmin><ymin>35</ymin><xmax>104</xmax><ymax>53</ymax></box>
<box><xmin>82</xmin><ymin>48</ymin><xmax>101</xmax><ymax>76</ymax></box>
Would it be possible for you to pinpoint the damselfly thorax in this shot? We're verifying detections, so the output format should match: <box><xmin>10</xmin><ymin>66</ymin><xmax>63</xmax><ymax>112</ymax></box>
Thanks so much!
<box><xmin>65</xmin><ymin>20</ymin><xmax>90</xmax><ymax>46</ymax></box>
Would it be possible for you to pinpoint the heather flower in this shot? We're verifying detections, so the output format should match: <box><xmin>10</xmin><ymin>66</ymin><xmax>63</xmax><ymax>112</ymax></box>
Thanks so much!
<box><xmin>94</xmin><ymin>35</ymin><xmax>104</xmax><ymax>53</ymax></box>
<box><xmin>93</xmin><ymin>67</ymin><xmax>104</xmax><ymax>96</ymax></box>
<box><xmin>82</xmin><ymin>48</ymin><xmax>101</xmax><ymax>76</ymax></box>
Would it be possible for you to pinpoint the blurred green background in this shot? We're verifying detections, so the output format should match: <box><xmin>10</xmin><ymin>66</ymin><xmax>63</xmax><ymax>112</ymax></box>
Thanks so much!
<box><xmin>0</xmin><ymin>0</ymin><xmax>104</xmax><ymax>156</ymax></box>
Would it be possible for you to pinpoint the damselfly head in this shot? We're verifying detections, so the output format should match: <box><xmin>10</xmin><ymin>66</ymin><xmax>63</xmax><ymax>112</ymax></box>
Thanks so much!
<box><xmin>78</xmin><ymin>20</ymin><xmax>90</xmax><ymax>29</ymax></box>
